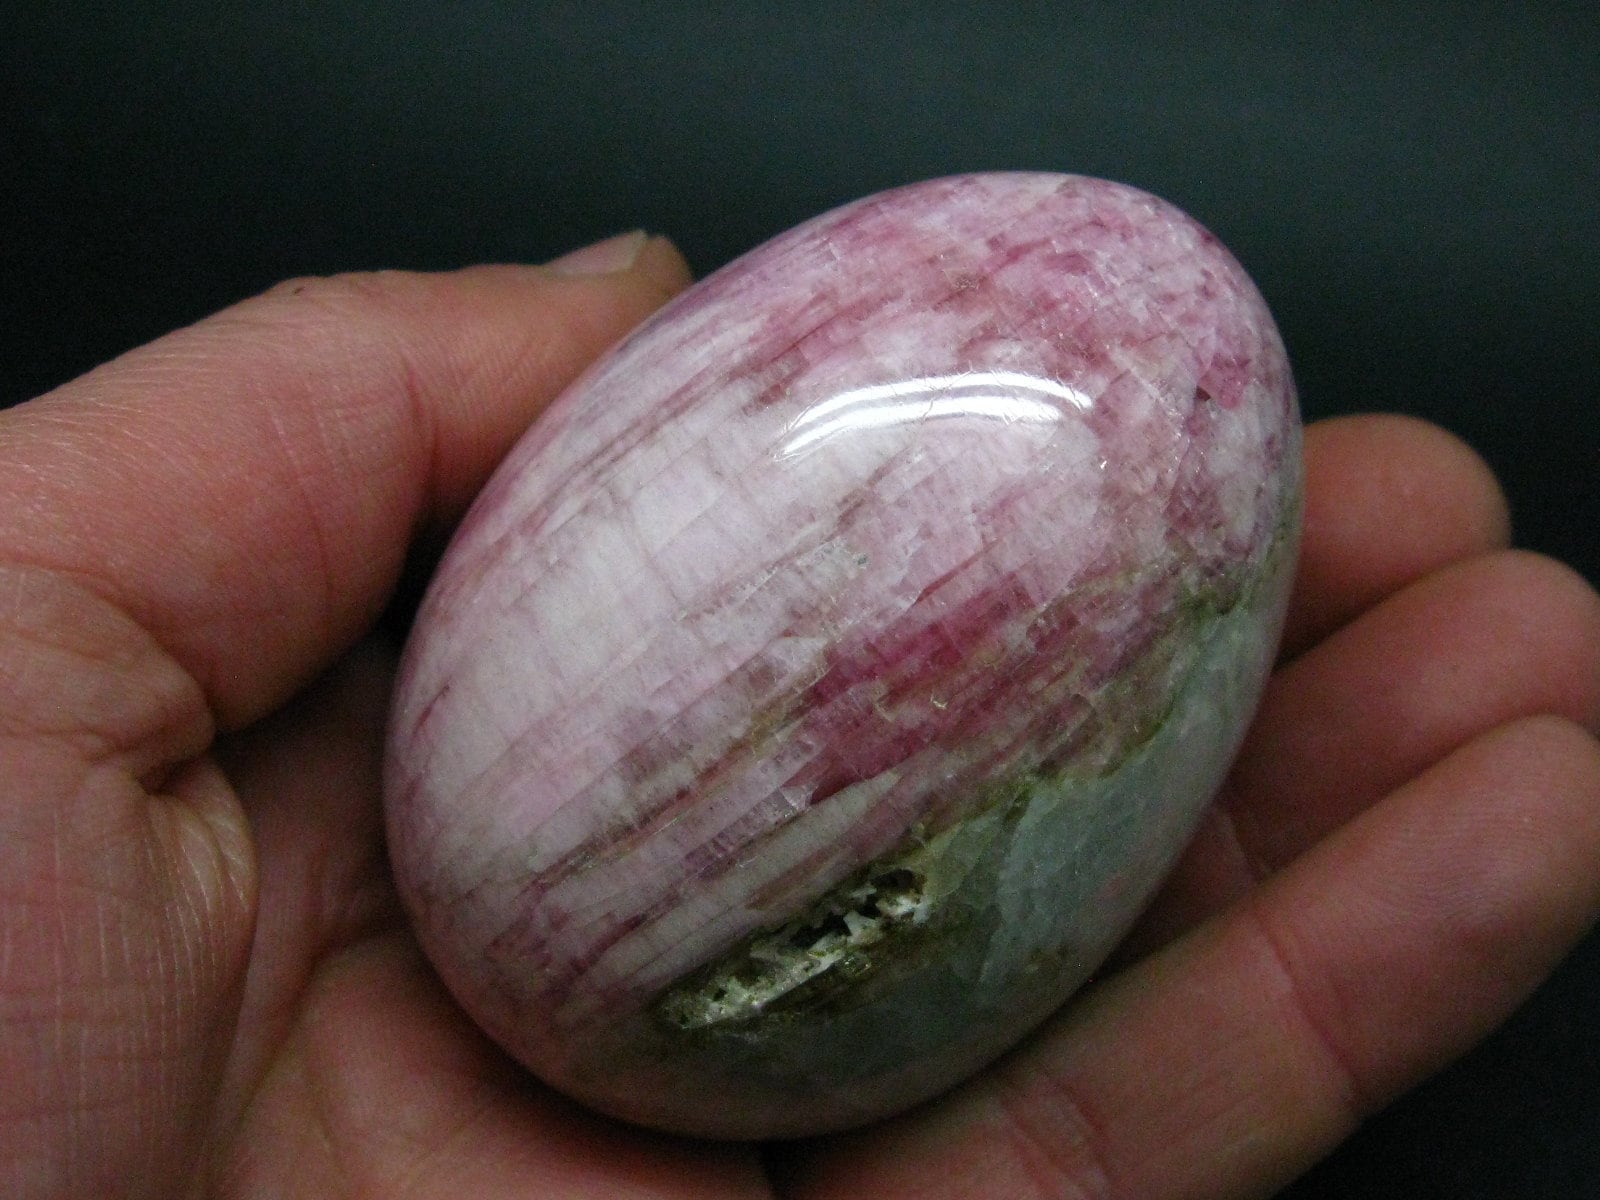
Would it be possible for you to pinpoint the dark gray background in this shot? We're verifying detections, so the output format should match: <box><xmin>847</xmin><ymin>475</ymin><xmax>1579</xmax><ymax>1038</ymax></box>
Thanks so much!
<box><xmin>4</xmin><ymin>3</ymin><xmax>1597</xmax><ymax>1195</ymax></box>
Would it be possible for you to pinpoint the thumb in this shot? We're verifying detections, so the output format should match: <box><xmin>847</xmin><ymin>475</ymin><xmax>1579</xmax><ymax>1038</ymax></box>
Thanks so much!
<box><xmin>0</xmin><ymin>236</ymin><xmax>691</xmax><ymax>1199</ymax></box>
<box><xmin>0</xmin><ymin>235</ymin><xmax>692</xmax><ymax>735</ymax></box>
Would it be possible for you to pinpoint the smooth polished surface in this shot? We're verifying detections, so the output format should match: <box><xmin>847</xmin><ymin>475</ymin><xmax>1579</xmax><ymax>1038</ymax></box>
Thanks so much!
<box><xmin>386</xmin><ymin>173</ymin><xmax>1301</xmax><ymax>1137</ymax></box>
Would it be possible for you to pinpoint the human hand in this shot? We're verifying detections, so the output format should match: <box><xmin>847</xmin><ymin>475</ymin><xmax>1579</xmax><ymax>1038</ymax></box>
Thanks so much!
<box><xmin>2</xmin><ymin>239</ymin><xmax>1597</xmax><ymax>1200</ymax></box>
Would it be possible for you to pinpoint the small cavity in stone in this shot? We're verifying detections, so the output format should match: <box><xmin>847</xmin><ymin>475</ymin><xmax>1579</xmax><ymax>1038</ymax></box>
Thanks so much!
<box><xmin>656</xmin><ymin>865</ymin><xmax>931</xmax><ymax>1030</ymax></box>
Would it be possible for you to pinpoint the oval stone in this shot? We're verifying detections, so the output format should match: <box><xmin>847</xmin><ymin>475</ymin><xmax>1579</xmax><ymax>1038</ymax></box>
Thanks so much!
<box><xmin>385</xmin><ymin>173</ymin><xmax>1302</xmax><ymax>1139</ymax></box>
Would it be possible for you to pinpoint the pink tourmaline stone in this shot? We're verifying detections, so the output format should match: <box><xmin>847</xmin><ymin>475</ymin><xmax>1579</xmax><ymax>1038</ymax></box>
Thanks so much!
<box><xmin>385</xmin><ymin>173</ymin><xmax>1301</xmax><ymax>1138</ymax></box>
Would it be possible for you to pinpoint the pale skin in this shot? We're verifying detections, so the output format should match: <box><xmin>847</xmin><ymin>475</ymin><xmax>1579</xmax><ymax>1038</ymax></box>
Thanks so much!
<box><xmin>2</xmin><ymin>236</ymin><xmax>1598</xmax><ymax>1200</ymax></box>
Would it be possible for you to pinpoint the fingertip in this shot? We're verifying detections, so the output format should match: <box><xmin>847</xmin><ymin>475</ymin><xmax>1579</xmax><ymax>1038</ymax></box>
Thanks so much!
<box><xmin>1480</xmin><ymin>550</ymin><xmax>1600</xmax><ymax>734</ymax></box>
<box><xmin>537</xmin><ymin>231</ymin><xmax>693</xmax><ymax>295</ymax></box>
<box><xmin>1467</xmin><ymin>713</ymin><xmax>1600</xmax><ymax>904</ymax></box>
<box><xmin>1285</xmin><ymin>413</ymin><xmax>1512</xmax><ymax>657</ymax></box>
<box><xmin>1306</xmin><ymin>412</ymin><xmax>1511</xmax><ymax>535</ymax></box>
<box><xmin>631</xmin><ymin>235</ymin><xmax>697</xmax><ymax>298</ymax></box>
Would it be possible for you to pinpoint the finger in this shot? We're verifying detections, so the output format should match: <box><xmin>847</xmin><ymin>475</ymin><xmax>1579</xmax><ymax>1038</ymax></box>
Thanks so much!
<box><xmin>1122</xmin><ymin>549</ymin><xmax>1600</xmax><ymax>955</ymax></box>
<box><xmin>1282</xmin><ymin>413</ymin><xmax>1511</xmax><ymax>659</ymax></box>
<box><xmin>775</xmin><ymin>716</ymin><xmax>1600</xmax><ymax>1200</ymax></box>
<box><xmin>0</xmin><ymin>240</ymin><xmax>692</xmax><ymax>743</ymax></box>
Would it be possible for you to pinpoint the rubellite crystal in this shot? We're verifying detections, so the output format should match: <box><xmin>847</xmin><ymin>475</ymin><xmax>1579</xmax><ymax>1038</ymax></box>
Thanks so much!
<box><xmin>385</xmin><ymin>173</ymin><xmax>1301</xmax><ymax>1139</ymax></box>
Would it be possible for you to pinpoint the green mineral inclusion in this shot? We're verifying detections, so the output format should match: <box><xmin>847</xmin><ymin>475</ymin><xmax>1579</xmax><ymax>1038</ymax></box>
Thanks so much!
<box><xmin>649</xmin><ymin>499</ymin><xmax>1299</xmax><ymax>1049</ymax></box>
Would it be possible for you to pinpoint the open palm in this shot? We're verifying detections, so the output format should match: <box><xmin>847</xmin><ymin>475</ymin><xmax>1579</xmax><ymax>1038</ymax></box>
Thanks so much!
<box><xmin>3</xmin><ymin>242</ymin><xmax>1597</xmax><ymax>1200</ymax></box>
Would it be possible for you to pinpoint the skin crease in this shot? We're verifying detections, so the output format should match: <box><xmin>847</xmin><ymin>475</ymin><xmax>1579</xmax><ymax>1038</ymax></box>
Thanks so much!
<box><xmin>0</xmin><ymin>242</ymin><xmax>1596</xmax><ymax>1199</ymax></box>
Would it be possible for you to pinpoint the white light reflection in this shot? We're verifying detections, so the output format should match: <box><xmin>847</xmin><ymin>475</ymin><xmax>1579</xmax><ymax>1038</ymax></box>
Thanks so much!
<box><xmin>778</xmin><ymin>370</ymin><xmax>1090</xmax><ymax>459</ymax></box>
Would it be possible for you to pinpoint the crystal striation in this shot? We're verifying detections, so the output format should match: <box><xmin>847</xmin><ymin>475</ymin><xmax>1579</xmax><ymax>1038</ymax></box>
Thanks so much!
<box><xmin>384</xmin><ymin>173</ymin><xmax>1302</xmax><ymax>1138</ymax></box>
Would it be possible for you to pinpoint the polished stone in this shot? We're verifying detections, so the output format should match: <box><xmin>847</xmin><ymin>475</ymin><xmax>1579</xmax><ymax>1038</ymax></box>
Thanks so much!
<box><xmin>385</xmin><ymin>173</ymin><xmax>1302</xmax><ymax>1138</ymax></box>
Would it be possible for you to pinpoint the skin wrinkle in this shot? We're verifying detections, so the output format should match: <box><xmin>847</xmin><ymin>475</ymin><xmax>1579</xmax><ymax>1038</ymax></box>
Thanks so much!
<box><xmin>232</xmin><ymin>937</ymin><xmax>400</xmax><ymax>1196</ymax></box>
<box><xmin>297</xmin><ymin>1026</ymin><xmax>362</xmax><ymax>1199</ymax></box>
<box><xmin>0</xmin><ymin>571</ymin><xmax>199</xmax><ymax>767</ymax></box>
<box><xmin>283</xmin><ymin>1043</ymin><xmax>352</xmax><ymax>1200</ymax></box>
<box><xmin>159</xmin><ymin>830</ymin><xmax>208</xmax><ymax>1046</ymax></box>
<box><xmin>381</xmin><ymin>1083</ymin><xmax>507</xmax><ymax>1200</ymax></box>
<box><xmin>1236</xmin><ymin>893</ymin><xmax>1367</xmax><ymax>1127</ymax></box>
<box><xmin>205</xmin><ymin>647</ymin><xmax>406</xmax><ymax>1146</ymax></box>
<box><xmin>48</xmin><ymin>805</ymin><xmax>75</xmax><ymax>1191</ymax></box>
<box><xmin>1</xmin><ymin>589</ymin><xmax>210</xmax><ymax>792</ymax></box>
<box><xmin>259</xmin><ymin>404</ymin><xmax>343</xmax><ymax>681</ymax></box>
<box><xmin>1208</xmin><ymin>784</ymin><xmax>1273</xmax><ymax>887</ymax></box>
<box><xmin>391</xmin><ymin>329</ymin><xmax>448</xmax><ymax>553</ymax></box>
<box><xmin>990</xmin><ymin>1058</ymin><xmax>1117</xmax><ymax>1200</ymax></box>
